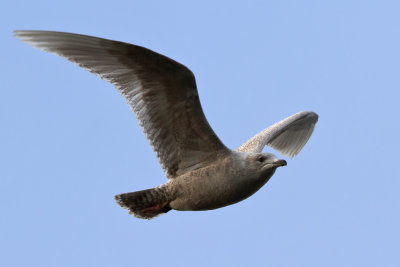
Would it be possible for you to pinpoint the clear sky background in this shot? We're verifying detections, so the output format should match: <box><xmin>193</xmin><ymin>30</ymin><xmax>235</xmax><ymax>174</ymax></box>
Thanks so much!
<box><xmin>1</xmin><ymin>1</ymin><xmax>399</xmax><ymax>266</ymax></box>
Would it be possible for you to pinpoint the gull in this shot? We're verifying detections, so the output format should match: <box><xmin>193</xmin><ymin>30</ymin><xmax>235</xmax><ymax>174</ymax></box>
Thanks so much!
<box><xmin>15</xmin><ymin>30</ymin><xmax>318</xmax><ymax>219</ymax></box>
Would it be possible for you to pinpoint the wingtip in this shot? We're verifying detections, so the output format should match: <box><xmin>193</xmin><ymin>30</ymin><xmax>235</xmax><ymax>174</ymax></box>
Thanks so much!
<box><xmin>13</xmin><ymin>30</ymin><xmax>31</xmax><ymax>40</ymax></box>
<box><xmin>13</xmin><ymin>29</ymin><xmax>28</xmax><ymax>35</ymax></box>
<box><xmin>298</xmin><ymin>111</ymin><xmax>319</xmax><ymax>123</ymax></box>
<box><xmin>308</xmin><ymin>111</ymin><xmax>319</xmax><ymax>121</ymax></box>
<box><xmin>14</xmin><ymin>30</ymin><xmax>47</xmax><ymax>39</ymax></box>
<box><xmin>13</xmin><ymin>30</ymin><xmax>21</xmax><ymax>37</ymax></box>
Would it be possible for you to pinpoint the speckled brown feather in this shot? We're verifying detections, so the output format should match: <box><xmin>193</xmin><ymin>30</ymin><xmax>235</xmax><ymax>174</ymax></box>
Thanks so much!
<box><xmin>14</xmin><ymin>30</ymin><xmax>229</xmax><ymax>178</ymax></box>
<box><xmin>15</xmin><ymin>30</ymin><xmax>318</xmax><ymax>220</ymax></box>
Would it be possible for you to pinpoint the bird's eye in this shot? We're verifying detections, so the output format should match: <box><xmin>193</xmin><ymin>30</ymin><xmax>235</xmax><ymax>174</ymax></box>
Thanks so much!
<box><xmin>257</xmin><ymin>156</ymin><xmax>264</xmax><ymax>163</ymax></box>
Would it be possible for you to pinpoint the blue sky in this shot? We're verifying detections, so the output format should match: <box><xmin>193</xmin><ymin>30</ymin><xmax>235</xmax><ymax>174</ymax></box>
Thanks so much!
<box><xmin>2</xmin><ymin>1</ymin><xmax>400</xmax><ymax>266</ymax></box>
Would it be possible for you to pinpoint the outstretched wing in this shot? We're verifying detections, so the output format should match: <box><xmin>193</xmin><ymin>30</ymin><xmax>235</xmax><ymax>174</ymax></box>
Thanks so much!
<box><xmin>236</xmin><ymin>111</ymin><xmax>318</xmax><ymax>157</ymax></box>
<box><xmin>15</xmin><ymin>30</ymin><xmax>229</xmax><ymax>178</ymax></box>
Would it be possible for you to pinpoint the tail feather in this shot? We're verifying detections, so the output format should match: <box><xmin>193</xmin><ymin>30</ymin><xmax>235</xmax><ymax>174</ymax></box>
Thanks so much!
<box><xmin>115</xmin><ymin>187</ymin><xmax>171</xmax><ymax>219</ymax></box>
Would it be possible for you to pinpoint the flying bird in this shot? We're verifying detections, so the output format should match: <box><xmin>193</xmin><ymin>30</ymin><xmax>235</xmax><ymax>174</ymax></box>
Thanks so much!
<box><xmin>15</xmin><ymin>30</ymin><xmax>318</xmax><ymax>219</ymax></box>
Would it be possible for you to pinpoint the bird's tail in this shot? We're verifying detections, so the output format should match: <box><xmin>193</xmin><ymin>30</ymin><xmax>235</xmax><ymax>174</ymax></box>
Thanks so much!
<box><xmin>115</xmin><ymin>186</ymin><xmax>171</xmax><ymax>219</ymax></box>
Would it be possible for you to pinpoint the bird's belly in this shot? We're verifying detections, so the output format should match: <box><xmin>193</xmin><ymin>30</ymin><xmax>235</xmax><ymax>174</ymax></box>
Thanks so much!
<box><xmin>169</xmin><ymin>171</ymin><xmax>269</xmax><ymax>211</ymax></box>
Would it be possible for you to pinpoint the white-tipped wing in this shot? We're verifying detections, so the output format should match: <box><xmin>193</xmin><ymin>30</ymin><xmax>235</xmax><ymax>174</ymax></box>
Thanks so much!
<box><xmin>15</xmin><ymin>30</ymin><xmax>229</xmax><ymax>178</ymax></box>
<box><xmin>236</xmin><ymin>111</ymin><xmax>318</xmax><ymax>157</ymax></box>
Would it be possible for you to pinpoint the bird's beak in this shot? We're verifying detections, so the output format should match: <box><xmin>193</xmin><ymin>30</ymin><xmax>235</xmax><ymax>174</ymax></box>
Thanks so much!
<box><xmin>272</xmin><ymin>159</ymin><xmax>287</xmax><ymax>167</ymax></box>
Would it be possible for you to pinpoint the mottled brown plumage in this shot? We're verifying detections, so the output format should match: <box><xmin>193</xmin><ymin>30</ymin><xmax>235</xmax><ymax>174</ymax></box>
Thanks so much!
<box><xmin>15</xmin><ymin>30</ymin><xmax>318</xmax><ymax>219</ymax></box>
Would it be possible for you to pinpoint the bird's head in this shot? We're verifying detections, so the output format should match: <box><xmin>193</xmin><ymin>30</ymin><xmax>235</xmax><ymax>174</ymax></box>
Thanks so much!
<box><xmin>244</xmin><ymin>152</ymin><xmax>287</xmax><ymax>181</ymax></box>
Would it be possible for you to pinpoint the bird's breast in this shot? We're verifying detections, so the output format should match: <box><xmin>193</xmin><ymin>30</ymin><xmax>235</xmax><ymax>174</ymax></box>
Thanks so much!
<box><xmin>169</xmin><ymin>164</ymin><xmax>269</xmax><ymax>211</ymax></box>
